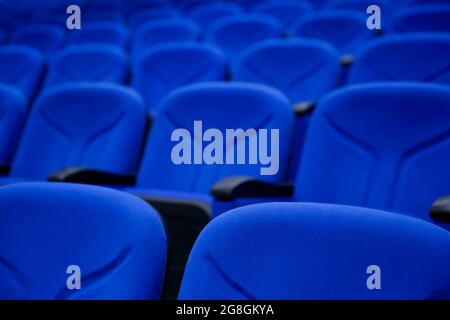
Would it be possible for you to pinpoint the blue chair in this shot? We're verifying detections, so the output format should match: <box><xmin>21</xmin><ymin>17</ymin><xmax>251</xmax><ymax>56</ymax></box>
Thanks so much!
<box><xmin>68</xmin><ymin>22</ymin><xmax>129</xmax><ymax>47</ymax></box>
<box><xmin>129</xmin><ymin>7</ymin><xmax>181</xmax><ymax>30</ymax></box>
<box><xmin>205</xmin><ymin>15</ymin><xmax>281</xmax><ymax>60</ymax></box>
<box><xmin>212</xmin><ymin>83</ymin><xmax>450</xmax><ymax>226</ymax></box>
<box><xmin>252</xmin><ymin>1</ymin><xmax>313</xmax><ymax>33</ymax></box>
<box><xmin>11</xmin><ymin>24</ymin><xmax>65</xmax><ymax>57</ymax></box>
<box><xmin>0</xmin><ymin>45</ymin><xmax>44</xmax><ymax>100</ymax></box>
<box><xmin>44</xmin><ymin>45</ymin><xmax>128</xmax><ymax>89</ymax></box>
<box><xmin>132</xmin><ymin>19</ymin><xmax>199</xmax><ymax>57</ymax></box>
<box><xmin>394</xmin><ymin>4</ymin><xmax>450</xmax><ymax>33</ymax></box>
<box><xmin>179</xmin><ymin>202</ymin><xmax>450</xmax><ymax>299</ymax></box>
<box><xmin>0</xmin><ymin>84</ymin><xmax>26</xmax><ymax>166</ymax></box>
<box><xmin>132</xmin><ymin>43</ymin><xmax>226</xmax><ymax>114</ymax></box>
<box><xmin>293</xmin><ymin>10</ymin><xmax>376</xmax><ymax>56</ymax></box>
<box><xmin>0</xmin><ymin>28</ymin><xmax>6</xmax><ymax>43</ymax></box>
<box><xmin>188</xmin><ymin>2</ymin><xmax>242</xmax><ymax>29</ymax></box>
<box><xmin>348</xmin><ymin>33</ymin><xmax>450</xmax><ymax>85</ymax></box>
<box><xmin>0</xmin><ymin>182</ymin><xmax>167</xmax><ymax>300</ymax></box>
<box><xmin>0</xmin><ymin>83</ymin><xmax>146</xmax><ymax>184</ymax></box>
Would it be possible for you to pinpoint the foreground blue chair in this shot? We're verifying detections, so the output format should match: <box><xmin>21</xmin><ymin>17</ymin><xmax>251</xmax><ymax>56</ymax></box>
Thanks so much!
<box><xmin>394</xmin><ymin>4</ymin><xmax>450</xmax><ymax>33</ymax></box>
<box><xmin>0</xmin><ymin>45</ymin><xmax>44</xmax><ymax>100</ymax></box>
<box><xmin>68</xmin><ymin>22</ymin><xmax>129</xmax><ymax>47</ymax></box>
<box><xmin>348</xmin><ymin>33</ymin><xmax>450</xmax><ymax>85</ymax></box>
<box><xmin>0</xmin><ymin>182</ymin><xmax>167</xmax><ymax>299</ymax></box>
<box><xmin>132</xmin><ymin>43</ymin><xmax>226</xmax><ymax>113</ymax></box>
<box><xmin>0</xmin><ymin>84</ymin><xmax>26</xmax><ymax>166</ymax></box>
<box><xmin>10</xmin><ymin>24</ymin><xmax>65</xmax><ymax>57</ymax></box>
<box><xmin>0</xmin><ymin>83</ymin><xmax>146</xmax><ymax>184</ymax></box>
<box><xmin>205</xmin><ymin>15</ymin><xmax>281</xmax><ymax>60</ymax></box>
<box><xmin>44</xmin><ymin>45</ymin><xmax>128</xmax><ymax>89</ymax></box>
<box><xmin>211</xmin><ymin>83</ymin><xmax>450</xmax><ymax>227</ymax></box>
<box><xmin>179</xmin><ymin>202</ymin><xmax>450</xmax><ymax>299</ymax></box>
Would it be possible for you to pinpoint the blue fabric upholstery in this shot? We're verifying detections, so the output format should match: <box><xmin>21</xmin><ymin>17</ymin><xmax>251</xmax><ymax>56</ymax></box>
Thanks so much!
<box><xmin>293</xmin><ymin>10</ymin><xmax>376</xmax><ymax>55</ymax></box>
<box><xmin>233</xmin><ymin>39</ymin><xmax>340</xmax><ymax>103</ymax></box>
<box><xmin>348</xmin><ymin>33</ymin><xmax>450</xmax><ymax>85</ymax></box>
<box><xmin>129</xmin><ymin>7</ymin><xmax>181</xmax><ymax>30</ymax></box>
<box><xmin>0</xmin><ymin>182</ymin><xmax>167</xmax><ymax>299</ymax></box>
<box><xmin>188</xmin><ymin>2</ymin><xmax>242</xmax><ymax>29</ymax></box>
<box><xmin>252</xmin><ymin>1</ymin><xmax>313</xmax><ymax>32</ymax></box>
<box><xmin>394</xmin><ymin>4</ymin><xmax>450</xmax><ymax>33</ymax></box>
<box><xmin>68</xmin><ymin>22</ymin><xmax>129</xmax><ymax>47</ymax></box>
<box><xmin>132</xmin><ymin>19</ymin><xmax>199</xmax><ymax>56</ymax></box>
<box><xmin>0</xmin><ymin>45</ymin><xmax>44</xmax><ymax>100</ymax></box>
<box><xmin>11</xmin><ymin>24</ymin><xmax>65</xmax><ymax>56</ymax></box>
<box><xmin>9</xmin><ymin>83</ymin><xmax>146</xmax><ymax>180</ymax></box>
<box><xmin>179</xmin><ymin>202</ymin><xmax>450</xmax><ymax>299</ymax></box>
<box><xmin>132</xmin><ymin>43</ymin><xmax>226</xmax><ymax>113</ymax></box>
<box><xmin>295</xmin><ymin>83</ymin><xmax>450</xmax><ymax>222</ymax></box>
<box><xmin>205</xmin><ymin>15</ymin><xmax>281</xmax><ymax>60</ymax></box>
<box><xmin>44</xmin><ymin>45</ymin><xmax>128</xmax><ymax>89</ymax></box>
<box><xmin>135</xmin><ymin>82</ymin><xmax>294</xmax><ymax>194</ymax></box>
<box><xmin>0</xmin><ymin>84</ymin><xmax>27</xmax><ymax>165</ymax></box>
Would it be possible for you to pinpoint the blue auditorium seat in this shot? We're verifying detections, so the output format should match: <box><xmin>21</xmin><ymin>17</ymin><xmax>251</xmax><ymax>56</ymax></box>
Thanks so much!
<box><xmin>293</xmin><ymin>10</ymin><xmax>376</xmax><ymax>56</ymax></box>
<box><xmin>233</xmin><ymin>39</ymin><xmax>340</xmax><ymax>104</ymax></box>
<box><xmin>44</xmin><ymin>45</ymin><xmax>128</xmax><ymax>89</ymax></box>
<box><xmin>0</xmin><ymin>28</ymin><xmax>6</xmax><ymax>43</ymax></box>
<box><xmin>179</xmin><ymin>202</ymin><xmax>450</xmax><ymax>299</ymax></box>
<box><xmin>212</xmin><ymin>83</ymin><xmax>450</xmax><ymax>226</ymax></box>
<box><xmin>11</xmin><ymin>24</ymin><xmax>65</xmax><ymax>56</ymax></box>
<box><xmin>0</xmin><ymin>84</ymin><xmax>27</xmax><ymax>166</ymax></box>
<box><xmin>394</xmin><ymin>4</ymin><xmax>450</xmax><ymax>33</ymax></box>
<box><xmin>132</xmin><ymin>43</ymin><xmax>226</xmax><ymax>113</ymax></box>
<box><xmin>348</xmin><ymin>33</ymin><xmax>450</xmax><ymax>85</ymax></box>
<box><xmin>0</xmin><ymin>182</ymin><xmax>167</xmax><ymax>300</ymax></box>
<box><xmin>0</xmin><ymin>83</ymin><xmax>146</xmax><ymax>183</ymax></box>
<box><xmin>129</xmin><ymin>7</ymin><xmax>181</xmax><ymax>30</ymax></box>
<box><xmin>252</xmin><ymin>1</ymin><xmax>313</xmax><ymax>33</ymax></box>
<box><xmin>68</xmin><ymin>22</ymin><xmax>129</xmax><ymax>47</ymax></box>
<box><xmin>188</xmin><ymin>2</ymin><xmax>242</xmax><ymax>29</ymax></box>
<box><xmin>205</xmin><ymin>15</ymin><xmax>281</xmax><ymax>60</ymax></box>
<box><xmin>0</xmin><ymin>45</ymin><xmax>44</xmax><ymax>100</ymax></box>
<box><xmin>177</xmin><ymin>0</ymin><xmax>221</xmax><ymax>11</ymax></box>
<box><xmin>132</xmin><ymin>19</ymin><xmax>199</xmax><ymax>56</ymax></box>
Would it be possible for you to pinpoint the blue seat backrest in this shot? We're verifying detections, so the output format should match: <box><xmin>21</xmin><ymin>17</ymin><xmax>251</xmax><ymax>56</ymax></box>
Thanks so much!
<box><xmin>205</xmin><ymin>15</ymin><xmax>281</xmax><ymax>60</ymax></box>
<box><xmin>0</xmin><ymin>84</ymin><xmax>27</xmax><ymax>165</ymax></box>
<box><xmin>11</xmin><ymin>24</ymin><xmax>65</xmax><ymax>56</ymax></box>
<box><xmin>179</xmin><ymin>202</ymin><xmax>450</xmax><ymax>299</ymax></box>
<box><xmin>188</xmin><ymin>2</ymin><xmax>242</xmax><ymax>29</ymax></box>
<box><xmin>252</xmin><ymin>1</ymin><xmax>313</xmax><ymax>32</ymax></box>
<box><xmin>132</xmin><ymin>43</ymin><xmax>226</xmax><ymax>113</ymax></box>
<box><xmin>44</xmin><ymin>44</ymin><xmax>128</xmax><ymax>89</ymax></box>
<box><xmin>348</xmin><ymin>33</ymin><xmax>450</xmax><ymax>85</ymax></box>
<box><xmin>10</xmin><ymin>83</ymin><xmax>146</xmax><ymax>180</ymax></box>
<box><xmin>0</xmin><ymin>182</ymin><xmax>167</xmax><ymax>299</ymax></box>
<box><xmin>129</xmin><ymin>7</ymin><xmax>181</xmax><ymax>30</ymax></box>
<box><xmin>295</xmin><ymin>83</ymin><xmax>450</xmax><ymax>221</ymax></box>
<box><xmin>233</xmin><ymin>39</ymin><xmax>341</xmax><ymax>103</ymax></box>
<box><xmin>0</xmin><ymin>45</ymin><xmax>44</xmax><ymax>100</ymax></box>
<box><xmin>68</xmin><ymin>22</ymin><xmax>129</xmax><ymax>47</ymax></box>
<box><xmin>293</xmin><ymin>10</ymin><xmax>376</xmax><ymax>55</ymax></box>
<box><xmin>136</xmin><ymin>82</ymin><xmax>294</xmax><ymax>193</ymax></box>
<box><xmin>132</xmin><ymin>19</ymin><xmax>199</xmax><ymax>56</ymax></box>
<box><xmin>394</xmin><ymin>4</ymin><xmax>450</xmax><ymax>33</ymax></box>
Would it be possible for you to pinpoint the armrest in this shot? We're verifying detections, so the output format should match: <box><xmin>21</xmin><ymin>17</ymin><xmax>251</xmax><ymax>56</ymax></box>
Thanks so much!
<box><xmin>48</xmin><ymin>167</ymin><xmax>136</xmax><ymax>185</ymax></box>
<box><xmin>211</xmin><ymin>176</ymin><xmax>294</xmax><ymax>201</ymax></box>
<box><xmin>292</xmin><ymin>101</ymin><xmax>315</xmax><ymax>117</ymax></box>
<box><xmin>0</xmin><ymin>165</ymin><xmax>10</xmax><ymax>175</ymax></box>
<box><xmin>430</xmin><ymin>195</ymin><xmax>450</xmax><ymax>223</ymax></box>
<box><xmin>340</xmin><ymin>54</ymin><xmax>354</xmax><ymax>66</ymax></box>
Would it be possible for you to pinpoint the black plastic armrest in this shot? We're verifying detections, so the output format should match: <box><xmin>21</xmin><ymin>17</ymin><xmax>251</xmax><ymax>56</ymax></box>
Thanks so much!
<box><xmin>292</xmin><ymin>101</ymin><xmax>315</xmax><ymax>117</ymax></box>
<box><xmin>0</xmin><ymin>165</ymin><xmax>10</xmax><ymax>175</ymax></box>
<box><xmin>340</xmin><ymin>54</ymin><xmax>355</xmax><ymax>66</ymax></box>
<box><xmin>430</xmin><ymin>195</ymin><xmax>450</xmax><ymax>223</ymax></box>
<box><xmin>211</xmin><ymin>176</ymin><xmax>294</xmax><ymax>201</ymax></box>
<box><xmin>48</xmin><ymin>167</ymin><xmax>136</xmax><ymax>185</ymax></box>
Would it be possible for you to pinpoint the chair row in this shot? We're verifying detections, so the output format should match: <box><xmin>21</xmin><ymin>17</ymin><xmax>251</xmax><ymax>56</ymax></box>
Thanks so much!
<box><xmin>0</xmin><ymin>181</ymin><xmax>449</xmax><ymax>299</ymax></box>
<box><xmin>2</xmin><ymin>32</ymin><xmax>449</xmax><ymax>108</ymax></box>
<box><xmin>1</xmin><ymin>3</ymin><xmax>450</xmax><ymax>55</ymax></box>
<box><xmin>1</xmin><ymin>81</ymin><xmax>449</xmax><ymax>297</ymax></box>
